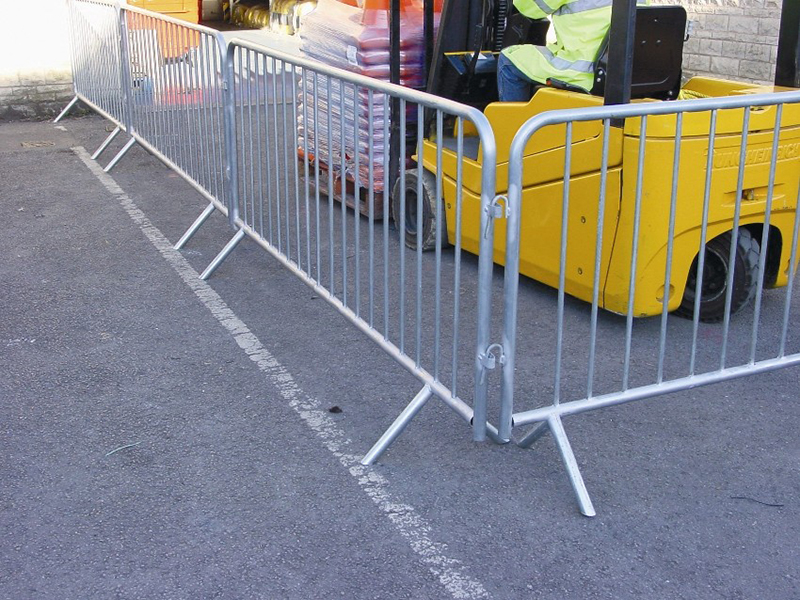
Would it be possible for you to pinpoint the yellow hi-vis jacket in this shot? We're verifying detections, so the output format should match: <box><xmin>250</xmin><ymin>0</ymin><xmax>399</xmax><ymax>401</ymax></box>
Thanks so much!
<box><xmin>502</xmin><ymin>0</ymin><xmax>616</xmax><ymax>92</ymax></box>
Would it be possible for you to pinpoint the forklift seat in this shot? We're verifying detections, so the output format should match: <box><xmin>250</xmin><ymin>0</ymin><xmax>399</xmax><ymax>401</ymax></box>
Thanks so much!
<box><xmin>591</xmin><ymin>5</ymin><xmax>687</xmax><ymax>100</ymax></box>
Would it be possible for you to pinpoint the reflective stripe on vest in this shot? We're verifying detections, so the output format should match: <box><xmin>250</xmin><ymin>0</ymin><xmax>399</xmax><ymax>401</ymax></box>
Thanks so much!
<box><xmin>555</xmin><ymin>0</ymin><xmax>612</xmax><ymax>15</ymax></box>
<box><xmin>531</xmin><ymin>0</ymin><xmax>556</xmax><ymax>15</ymax></box>
<box><xmin>535</xmin><ymin>47</ymin><xmax>595</xmax><ymax>73</ymax></box>
<box><xmin>503</xmin><ymin>0</ymin><xmax>650</xmax><ymax>91</ymax></box>
<box><xmin>557</xmin><ymin>0</ymin><xmax>647</xmax><ymax>16</ymax></box>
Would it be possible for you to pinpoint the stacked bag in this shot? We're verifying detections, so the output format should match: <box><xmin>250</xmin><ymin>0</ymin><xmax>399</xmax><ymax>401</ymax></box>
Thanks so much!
<box><xmin>298</xmin><ymin>0</ymin><xmax>437</xmax><ymax>196</ymax></box>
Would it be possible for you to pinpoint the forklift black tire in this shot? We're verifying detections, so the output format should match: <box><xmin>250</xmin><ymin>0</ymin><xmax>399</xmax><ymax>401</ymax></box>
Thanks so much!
<box><xmin>675</xmin><ymin>229</ymin><xmax>760</xmax><ymax>323</ymax></box>
<box><xmin>391</xmin><ymin>169</ymin><xmax>448</xmax><ymax>252</ymax></box>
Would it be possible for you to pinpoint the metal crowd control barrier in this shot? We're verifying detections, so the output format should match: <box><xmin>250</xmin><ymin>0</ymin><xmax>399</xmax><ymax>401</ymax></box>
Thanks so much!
<box><xmin>503</xmin><ymin>92</ymin><xmax>800</xmax><ymax>516</ymax></box>
<box><xmin>58</xmin><ymin>0</ymin><xmax>800</xmax><ymax>515</ymax></box>
<box><xmin>56</xmin><ymin>1</ymin><xmax>502</xmax><ymax>457</ymax></box>
<box><xmin>56</xmin><ymin>0</ymin><xmax>129</xmax><ymax>157</ymax></box>
<box><xmin>199</xmin><ymin>40</ymin><xmax>502</xmax><ymax>457</ymax></box>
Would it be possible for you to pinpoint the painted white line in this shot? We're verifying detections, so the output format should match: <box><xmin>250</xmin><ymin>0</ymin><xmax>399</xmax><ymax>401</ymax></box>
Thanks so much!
<box><xmin>72</xmin><ymin>145</ymin><xmax>490</xmax><ymax>600</ymax></box>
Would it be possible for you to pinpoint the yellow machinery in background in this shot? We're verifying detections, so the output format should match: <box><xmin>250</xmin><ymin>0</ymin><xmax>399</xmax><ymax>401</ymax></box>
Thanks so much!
<box><xmin>413</xmin><ymin>80</ymin><xmax>800</xmax><ymax>320</ymax></box>
<box><xmin>126</xmin><ymin>0</ymin><xmax>201</xmax><ymax>60</ymax></box>
<box><xmin>393</xmin><ymin>4</ymin><xmax>800</xmax><ymax>322</ymax></box>
<box><xmin>126</xmin><ymin>0</ymin><xmax>200</xmax><ymax>23</ymax></box>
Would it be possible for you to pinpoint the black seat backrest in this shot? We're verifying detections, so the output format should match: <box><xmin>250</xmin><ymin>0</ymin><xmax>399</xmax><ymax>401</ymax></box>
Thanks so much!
<box><xmin>591</xmin><ymin>5</ymin><xmax>687</xmax><ymax>100</ymax></box>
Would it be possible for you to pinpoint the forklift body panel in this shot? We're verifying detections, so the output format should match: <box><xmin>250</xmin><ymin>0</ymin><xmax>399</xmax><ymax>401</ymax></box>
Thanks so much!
<box><xmin>419</xmin><ymin>80</ymin><xmax>800</xmax><ymax>317</ymax></box>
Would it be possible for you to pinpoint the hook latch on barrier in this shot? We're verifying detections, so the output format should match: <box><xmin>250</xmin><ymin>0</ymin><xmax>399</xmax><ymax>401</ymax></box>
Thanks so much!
<box><xmin>478</xmin><ymin>343</ymin><xmax>505</xmax><ymax>384</ymax></box>
<box><xmin>484</xmin><ymin>195</ymin><xmax>509</xmax><ymax>239</ymax></box>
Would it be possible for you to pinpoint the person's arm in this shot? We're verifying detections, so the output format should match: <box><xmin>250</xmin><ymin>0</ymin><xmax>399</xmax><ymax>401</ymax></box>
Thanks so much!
<box><xmin>512</xmin><ymin>0</ymin><xmax>567</xmax><ymax>21</ymax></box>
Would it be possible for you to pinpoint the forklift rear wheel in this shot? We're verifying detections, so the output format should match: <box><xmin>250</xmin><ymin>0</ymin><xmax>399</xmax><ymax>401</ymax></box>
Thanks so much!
<box><xmin>391</xmin><ymin>169</ymin><xmax>448</xmax><ymax>251</ymax></box>
<box><xmin>675</xmin><ymin>229</ymin><xmax>760</xmax><ymax>323</ymax></box>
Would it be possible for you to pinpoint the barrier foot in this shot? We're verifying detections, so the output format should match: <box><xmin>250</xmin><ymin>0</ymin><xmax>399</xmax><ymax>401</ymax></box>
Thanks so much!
<box><xmin>485</xmin><ymin>422</ymin><xmax>507</xmax><ymax>445</ymax></box>
<box><xmin>516</xmin><ymin>421</ymin><xmax>550</xmax><ymax>449</ymax></box>
<box><xmin>548</xmin><ymin>415</ymin><xmax>596</xmax><ymax>517</ymax></box>
<box><xmin>54</xmin><ymin>96</ymin><xmax>79</xmax><ymax>123</ymax></box>
<box><xmin>91</xmin><ymin>126</ymin><xmax>121</xmax><ymax>160</ymax></box>
<box><xmin>175</xmin><ymin>202</ymin><xmax>216</xmax><ymax>250</ymax></box>
<box><xmin>103</xmin><ymin>137</ymin><xmax>137</xmax><ymax>173</ymax></box>
<box><xmin>200</xmin><ymin>229</ymin><xmax>246</xmax><ymax>280</ymax></box>
<box><xmin>361</xmin><ymin>385</ymin><xmax>434</xmax><ymax>465</ymax></box>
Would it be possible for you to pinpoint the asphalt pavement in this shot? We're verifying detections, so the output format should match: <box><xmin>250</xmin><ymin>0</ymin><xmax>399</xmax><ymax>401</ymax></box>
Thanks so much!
<box><xmin>1</xmin><ymin>114</ymin><xmax>798</xmax><ymax>600</ymax></box>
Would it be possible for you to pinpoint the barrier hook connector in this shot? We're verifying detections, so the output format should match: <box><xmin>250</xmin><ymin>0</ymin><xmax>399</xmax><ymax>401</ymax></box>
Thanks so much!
<box><xmin>484</xmin><ymin>195</ymin><xmax>509</xmax><ymax>238</ymax></box>
<box><xmin>478</xmin><ymin>343</ymin><xmax>505</xmax><ymax>384</ymax></box>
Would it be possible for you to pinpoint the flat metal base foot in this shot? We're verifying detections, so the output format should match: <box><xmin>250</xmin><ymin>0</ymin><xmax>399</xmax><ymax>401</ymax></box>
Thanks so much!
<box><xmin>548</xmin><ymin>415</ymin><xmax>596</xmax><ymax>517</ymax></box>
<box><xmin>361</xmin><ymin>385</ymin><xmax>433</xmax><ymax>465</ymax></box>
<box><xmin>174</xmin><ymin>202</ymin><xmax>217</xmax><ymax>250</ymax></box>
<box><xmin>54</xmin><ymin>96</ymin><xmax>79</xmax><ymax>123</ymax></box>
<box><xmin>103</xmin><ymin>137</ymin><xmax>137</xmax><ymax>173</ymax></box>
<box><xmin>92</xmin><ymin>126</ymin><xmax>121</xmax><ymax>160</ymax></box>
<box><xmin>200</xmin><ymin>229</ymin><xmax>246</xmax><ymax>280</ymax></box>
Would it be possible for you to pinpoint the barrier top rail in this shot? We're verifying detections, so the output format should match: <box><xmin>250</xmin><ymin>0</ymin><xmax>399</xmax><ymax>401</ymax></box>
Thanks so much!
<box><xmin>508</xmin><ymin>89</ymin><xmax>800</xmax><ymax>157</ymax></box>
<box><xmin>227</xmin><ymin>37</ymin><xmax>498</xmax><ymax>153</ymax></box>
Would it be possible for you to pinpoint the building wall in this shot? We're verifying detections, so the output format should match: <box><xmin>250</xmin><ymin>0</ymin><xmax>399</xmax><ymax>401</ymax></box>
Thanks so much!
<box><xmin>0</xmin><ymin>0</ymin><xmax>74</xmax><ymax>120</ymax></box>
<box><xmin>653</xmin><ymin>0</ymin><xmax>783</xmax><ymax>85</ymax></box>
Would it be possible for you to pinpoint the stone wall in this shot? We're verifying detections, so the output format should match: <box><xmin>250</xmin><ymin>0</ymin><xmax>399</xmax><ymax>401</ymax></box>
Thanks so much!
<box><xmin>649</xmin><ymin>0</ymin><xmax>782</xmax><ymax>84</ymax></box>
<box><xmin>0</xmin><ymin>0</ymin><xmax>74</xmax><ymax>121</ymax></box>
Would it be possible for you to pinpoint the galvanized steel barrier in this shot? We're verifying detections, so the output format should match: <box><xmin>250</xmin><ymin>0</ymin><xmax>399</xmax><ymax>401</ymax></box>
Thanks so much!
<box><xmin>57</xmin><ymin>0</ymin><xmax>501</xmax><ymax>462</ymax></box>
<box><xmin>503</xmin><ymin>92</ymin><xmax>800</xmax><ymax>515</ymax></box>
<box><xmin>209</xmin><ymin>40</ymin><xmax>502</xmax><ymax>459</ymax></box>
<box><xmin>57</xmin><ymin>0</ymin><xmax>800</xmax><ymax>515</ymax></box>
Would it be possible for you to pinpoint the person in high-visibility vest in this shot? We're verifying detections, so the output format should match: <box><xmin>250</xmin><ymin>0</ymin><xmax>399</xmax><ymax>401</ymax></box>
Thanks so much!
<box><xmin>498</xmin><ymin>0</ymin><xmax>614</xmax><ymax>101</ymax></box>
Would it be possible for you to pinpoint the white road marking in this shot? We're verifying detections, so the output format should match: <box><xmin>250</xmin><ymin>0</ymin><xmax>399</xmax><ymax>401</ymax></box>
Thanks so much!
<box><xmin>72</xmin><ymin>145</ymin><xmax>490</xmax><ymax>600</ymax></box>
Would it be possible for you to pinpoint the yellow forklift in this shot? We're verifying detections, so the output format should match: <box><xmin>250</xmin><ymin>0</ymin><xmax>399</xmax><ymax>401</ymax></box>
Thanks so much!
<box><xmin>391</xmin><ymin>0</ymin><xmax>800</xmax><ymax>321</ymax></box>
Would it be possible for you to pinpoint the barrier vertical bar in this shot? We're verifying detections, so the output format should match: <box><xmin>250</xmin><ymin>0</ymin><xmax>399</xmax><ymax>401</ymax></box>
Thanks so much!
<box><xmin>749</xmin><ymin>105</ymin><xmax>783</xmax><ymax>363</ymax></box>
<box><xmin>586</xmin><ymin>119</ymin><xmax>611</xmax><ymax>399</ymax></box>
<box><xmin>657</xmin><ymin>112</ymin><xmax>683</xmax><ymax>383</ymax></box>
<box><xmin>720</xmin><ymin>108</ymin><xmax>751</xmax><ymax>368</ymax></box>
<box><xmin>622</xmin><ymin>116</ymin><xmax>647</xmax><ymax>390</ymax></box>
<box><xmin>554</xmin><ymin>122</ymin><xmax>573</xmax><ymax>406</ymax></box>
<box><xmin>291</xmin><ymin>65</ymin><xmax>302</xmax><ymax>271</ymax></box>
<box><xmin>255</xmin><ymin>53</ymin><xmax>266</xmax><ymax>239</ymax></box>
<box><xmin>354</xmin><ymin>83</ymin><xmax>362</xmax><ymax>318</ymax></box>
<box><xmin>313</xmin><ymin>72</ymin><xmax>321</xmax><ymax>284</ymax></box>
<box><xmin>689</xmin><ymin>109</ymin><xmax>718</xmax><ymax>374</ymax></box>
<box><xmin>340</xmin><ymin>77</ymin><xmax>348</xmax><ymax>306</ymax></box>
<box><xmin>224</xmin><ymin>40</ymin><xmax>240</xmax><ymax>225</ymax></box>
<box><xmin>451</xmin><ymin>119</ymin><xmax>464</xmax><ymax>400</ymax></box>
<box><xmin>368</xmin><ymin>90</ymin><xmax>376</xmax><ymax>326</ymax></box>
<box><xmin>383</xmin><ymin>95</ymin><xmax>391</xmax><ymax>340</ymax></box>
<box><xmin>263</xmin><ymin>56</ymin><xmax>275</xmax><ymax>245</ymax></box>
<box><xmin>434</xmin><ymin>110</ymin><xmax>443</xmax><ymax>380</ymax></box>
<box><xmin>398</xmin><ymin>98</ymin><xmax>407</xmax><ymax>354</ymax></box>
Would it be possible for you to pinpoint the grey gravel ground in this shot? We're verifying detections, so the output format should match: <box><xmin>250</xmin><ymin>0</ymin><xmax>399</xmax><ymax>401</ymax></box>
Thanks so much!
<box><xmin>1</xmin><ymin>114</ymin><xmax>799</xmax><ymax>600</ymax></box>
